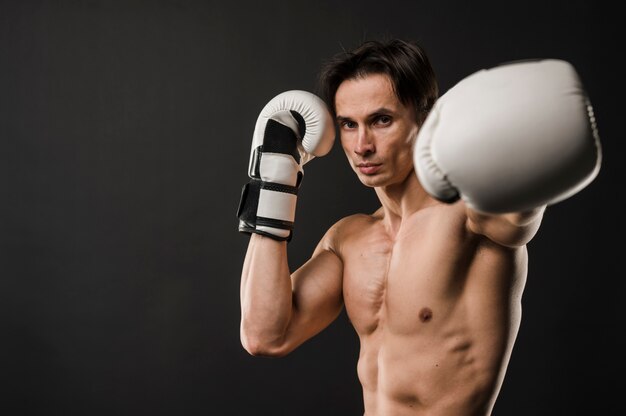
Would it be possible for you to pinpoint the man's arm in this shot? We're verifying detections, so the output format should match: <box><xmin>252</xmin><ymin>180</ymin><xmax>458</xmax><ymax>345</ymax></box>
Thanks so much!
<box><xmin>465</xmin><ymin>205</ymin><xmax>546</xmax><ymax>248</ymax></box>
<box><xmin>415</xmin><ymin>59</ymin><xmax>601</xmax><ymax>242</ymax></box>
<box><xmin>235</xmin><ymin>89</ymin><xmax>338</xmax><ymax>356</ymax></box>
<box><xmin>240</xmin><ymin>227</ymin><xmax>343</xmax><ymax>357</ymax></box>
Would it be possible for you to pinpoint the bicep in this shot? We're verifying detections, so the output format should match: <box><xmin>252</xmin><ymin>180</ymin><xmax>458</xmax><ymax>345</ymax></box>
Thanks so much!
<box><xmin>283</xmin><ymin>239</ymin><xmax>344</xmax><ymax>349</ymax></box>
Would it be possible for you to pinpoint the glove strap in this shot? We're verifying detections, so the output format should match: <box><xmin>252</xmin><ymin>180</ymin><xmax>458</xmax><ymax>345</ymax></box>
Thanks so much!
<box><xmin>237</xmin><ymin>179</ymin><xmax>298</xmax><ymax>241</ymax></box>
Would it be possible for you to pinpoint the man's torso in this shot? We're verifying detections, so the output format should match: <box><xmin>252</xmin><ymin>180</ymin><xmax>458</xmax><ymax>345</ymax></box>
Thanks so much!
<box><xmin>330</xmin><ymin>202</ymin><xmax>528</xmax><ymax>415</ymax></box>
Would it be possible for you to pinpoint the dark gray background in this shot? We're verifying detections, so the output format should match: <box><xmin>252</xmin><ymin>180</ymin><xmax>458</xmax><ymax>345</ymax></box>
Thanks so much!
<box><xmin>1</xmin><ymin>0</ymin><xmax>623</xmax><ymax>415</ymax></box>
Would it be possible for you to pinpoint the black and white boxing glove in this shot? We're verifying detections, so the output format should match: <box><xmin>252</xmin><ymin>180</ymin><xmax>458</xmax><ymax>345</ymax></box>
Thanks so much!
<box><xmin>237</xmin><ymin>90</ymin><xmax>335</xmax><ymax>241</ymax></box>
<box><xmin>414</xmin><ymin>59</ymin><xmax>602</xmax><ymax>213</ymax></box>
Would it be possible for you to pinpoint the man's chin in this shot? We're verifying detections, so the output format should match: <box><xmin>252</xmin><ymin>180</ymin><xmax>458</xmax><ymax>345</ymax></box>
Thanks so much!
<box><xmin>356</xmin><ymin>173</ymin><xmax>386</xmax><ymax>188</ymax></box>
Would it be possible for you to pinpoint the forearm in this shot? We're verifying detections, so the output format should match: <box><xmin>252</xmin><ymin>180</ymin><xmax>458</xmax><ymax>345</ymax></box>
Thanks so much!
<box><xmin>240</xmin><ymin>233</ymin><xmax>294</xmax><ymax>354</ymax></box>
<box><xmin>467</xmin><ymin>205</ymin><xmax>546</xmax><ymax>247</ymax></box>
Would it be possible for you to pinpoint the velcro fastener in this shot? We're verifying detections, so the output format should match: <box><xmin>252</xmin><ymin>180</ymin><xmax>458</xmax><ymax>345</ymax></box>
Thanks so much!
<box><xmin>236</xmin><ymin>178</ymin><xmax>298</xmax><ymax>241</ymax></box>
<box><xmin>258</xmin><ymin>187</ymin><xmax>297</xmax><ymax>223</ymax></box>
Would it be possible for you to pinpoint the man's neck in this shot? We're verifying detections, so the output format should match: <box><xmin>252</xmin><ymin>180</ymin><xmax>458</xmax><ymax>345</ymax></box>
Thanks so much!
<box><xmin>374</xmin><ymin>169</ymin><xmax>439</xmax><ymax>238</ymax></box>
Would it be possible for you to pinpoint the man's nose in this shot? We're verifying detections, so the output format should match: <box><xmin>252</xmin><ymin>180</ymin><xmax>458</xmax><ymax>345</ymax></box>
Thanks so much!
<box><xmin>355</xmin><ymin>128</ymin><xmax>375</xmax><ymax>155</ymax></box>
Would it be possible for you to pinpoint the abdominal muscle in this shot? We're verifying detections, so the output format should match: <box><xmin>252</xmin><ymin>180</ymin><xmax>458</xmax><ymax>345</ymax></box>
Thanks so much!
<box><xmin>337</xmin><ymin>206</ymin><xmax>527</xmax><ymax>416</ymax></box>
<box><xmin>355</xmin><ymin>299</ymin><xmax>518</xmax><ymax>416</ymax></box>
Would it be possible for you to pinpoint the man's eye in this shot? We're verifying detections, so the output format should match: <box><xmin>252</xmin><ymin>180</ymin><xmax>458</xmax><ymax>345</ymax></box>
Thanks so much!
<box><xmin>375</xmin><ymin>115</ymin><xmax>392</xmax><ymax>126</ymax></box>
<box><xmin>341</xmin><ymin>120</ymin><xmax>357</xmax><ymax>129</ymax></box>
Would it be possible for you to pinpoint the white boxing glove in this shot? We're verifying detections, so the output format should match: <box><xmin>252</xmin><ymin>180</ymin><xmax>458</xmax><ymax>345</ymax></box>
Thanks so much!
<box><xmin>414</xmin><ymin>59</ymin><xmax>602</xmax><ymax>213</ymax></box>
<box><xmin>237</xmin><ymin>90</ymin><xmax>335</xmax><ymax>241</ymax></box>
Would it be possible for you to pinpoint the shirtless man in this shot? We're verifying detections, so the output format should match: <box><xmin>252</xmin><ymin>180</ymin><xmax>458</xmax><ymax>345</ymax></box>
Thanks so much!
<box><xmin>236</xmin><ymin>39</ymin><xmax>601</xmax><ymax>415</ymax></box>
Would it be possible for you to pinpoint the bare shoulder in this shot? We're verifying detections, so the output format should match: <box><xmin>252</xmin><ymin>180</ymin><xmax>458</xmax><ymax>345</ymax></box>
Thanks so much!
<box><xmin>403</xmin><ymin>201</ymin><xmax>470</xmax><ymax>233</ymax></box>
<box><xmin>315</xmin><ymin>211</ymin><xmax>381</xmax><ymax>257</ymax></box>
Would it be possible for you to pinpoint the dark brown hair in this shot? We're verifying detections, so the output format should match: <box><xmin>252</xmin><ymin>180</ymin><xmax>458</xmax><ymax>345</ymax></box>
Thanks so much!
<box><xmin>318</xmin><ymin>38</ymin><xmax>439</xmax><ymax>125</ymax></box>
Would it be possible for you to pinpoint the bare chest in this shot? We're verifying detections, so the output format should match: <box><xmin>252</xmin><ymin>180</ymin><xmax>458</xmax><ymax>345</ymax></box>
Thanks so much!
<box><xmin>341</xmin><ymin>214</ymin><xmax>475</xmax><ymax>335</ymax></box>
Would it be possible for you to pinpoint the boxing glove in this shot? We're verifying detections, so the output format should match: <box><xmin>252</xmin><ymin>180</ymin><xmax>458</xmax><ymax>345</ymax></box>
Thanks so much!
<box><xmin>237</xmin><ymin>90</ymin><xmax>335</xmax><ymax>241</ymax></box>
<box><xmin>414</xmin><ymin>59</ymin><xmax>602</xmax><ymax>214</ymax></box>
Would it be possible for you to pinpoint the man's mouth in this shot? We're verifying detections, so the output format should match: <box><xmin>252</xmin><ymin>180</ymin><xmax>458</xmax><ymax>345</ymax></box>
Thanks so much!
<box><xmin>356</xmin><ymin>162</ymin><xmax>382</xmax><ymax>175</ymax></box>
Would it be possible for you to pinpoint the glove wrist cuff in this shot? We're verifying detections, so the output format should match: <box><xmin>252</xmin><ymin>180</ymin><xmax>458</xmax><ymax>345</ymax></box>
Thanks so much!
<box><xmin>237</xmin><ymin>179</ymin><xmax>298</xmax><ymax>241</ymax></box>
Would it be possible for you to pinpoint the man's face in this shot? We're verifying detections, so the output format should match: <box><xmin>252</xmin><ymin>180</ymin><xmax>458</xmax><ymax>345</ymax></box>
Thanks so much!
<box><xmin>335</xmin><ymin>73</ymin><xmax>419</xmax><ymax>189</ymax></box>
